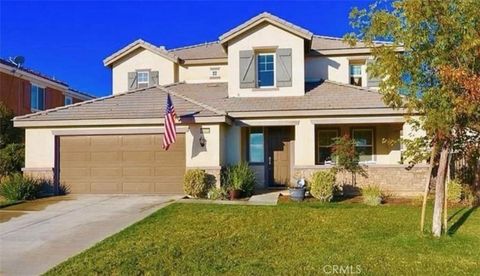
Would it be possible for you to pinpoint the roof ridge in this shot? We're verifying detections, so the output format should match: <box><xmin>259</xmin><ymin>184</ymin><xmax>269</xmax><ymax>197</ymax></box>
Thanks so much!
<box><xmin>13</xmin><ymin>86</ymin><xmax>154</xmax><ymax>121</ymax></box>
<box><xmin>168</xmin><ymin>41</ymin><xmax>220</xmax><ymax>52</ymax></box>
<box><xmin>0</xmin><ymin>58</ymin><xmax>69</xmax><ymax>87</ymax></box>
<box><xmin>313</xmin><ymin>35</ymin><xmax>344</xmax><ymax>41</ymax></box>
<box><xmin>103</xmin><ymin>39</ymin><xmax>179</xmax><ymax>66</ymax></box>
<box><xmin>158</xmin><ymin>83</ymin><xmax>226</xmax><ymax>116</ymax></box>
<box><xmin>323</xmin><ymin>80</ymin><xmax>381</xmax><ymax>94</ymax></box>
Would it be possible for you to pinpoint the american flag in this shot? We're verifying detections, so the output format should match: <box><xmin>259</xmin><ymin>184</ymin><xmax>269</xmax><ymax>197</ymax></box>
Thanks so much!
<box><xmin>162</xmin><ymin>93</ymin><xmax>177</xmax><ymax>150</ymax></box>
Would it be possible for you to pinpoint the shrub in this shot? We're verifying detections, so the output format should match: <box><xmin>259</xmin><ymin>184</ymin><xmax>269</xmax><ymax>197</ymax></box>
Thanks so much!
<box><xmin>362</xmin><ymin>185</ymin><xmax>383</xmax><ymax>206</ymax></box>
<box><xmin>0</xmin><ymin>143</ymin><xmax>25</xmax><ymax>177</ymax></box>
<box><xmin>309</xmin><ymin>170</ymin><xmax>336</xmax><ymax>202</ymax></box>
<box><xmin>223</xmin><ymin>162</ymin><xmax>256</xmax><ymax>196</ymax></box>
<box><xmin>183</xmin><ymin>169</ymin><xmax>211</xmax><ymax>198</ymax></box>
<box><xmin>447</xmin><ymin>179</ymin><xmax>463</xmax><ymax>203</ymax></box>
<box><xmin>207</xmin><ymin>187</ymin><xmax>227</xmax><ymax>200</ymax></box>
<box><xmin>0</xmin><ymin>173</ymin><xmax>42</xmax><ymax>200</ymax></box>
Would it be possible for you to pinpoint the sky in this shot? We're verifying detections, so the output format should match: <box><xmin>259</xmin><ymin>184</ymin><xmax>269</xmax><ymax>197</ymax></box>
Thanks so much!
<box><xmin>1</xmin><ymin>0</ymin><xmax>372</xmax><ymax>97</ymax></box>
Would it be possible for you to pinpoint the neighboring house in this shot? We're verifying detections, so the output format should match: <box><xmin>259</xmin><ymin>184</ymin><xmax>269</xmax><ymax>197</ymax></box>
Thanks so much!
<box><xmin>14</xmin><ymin>12</ymin><xmax>428</xmax><ymax>196</ymax></box>
<box><xmin>0</xmin><ymin>58</ymin><xmax>94</xmax><ymax>116</ymax></box>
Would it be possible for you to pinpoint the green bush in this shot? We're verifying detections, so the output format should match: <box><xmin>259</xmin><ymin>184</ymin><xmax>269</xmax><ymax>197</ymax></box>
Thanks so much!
<box><xmin>0</xmin><ymin>173</ymin><xmax>42</xmax><ymax>200</ymax></box>
<box><xmin>0</xmin><ymin>143</ymin><xmax>24</xmax><ymax>177</ymax></box>
<box><xmin>223</xmin><ymin>162</ymin><xmax>256</xmax><ymax>196</ymax></box>
<box><xmin>447</xmin><ymin>179</ymin><xmax>463</xmax><ymax>203</ymax></box>
<box><xmin>362</xmin><ymin>185</ymin><xmax>383</xmax><ymax>206</ymax></box>
<box><xmin>207</xmin><ymin>187</ymin><xmax>227</xmax><ymax>200</ymax></box>
<box><xmin>183</xmin><ymin>169</ymin><xmax>211</xmax><ymax>198</ymax></box>
<box><xmin>309</xmin><ymin>170</ymin><xmax>336</xmax><ymax>202</ymax></box>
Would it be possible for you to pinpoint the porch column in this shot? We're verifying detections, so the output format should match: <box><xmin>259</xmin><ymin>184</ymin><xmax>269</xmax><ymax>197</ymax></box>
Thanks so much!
<box><xmin>294</xmin><ymin>119</ymin><xmax>315</xmax><ymax>166</ymax></box>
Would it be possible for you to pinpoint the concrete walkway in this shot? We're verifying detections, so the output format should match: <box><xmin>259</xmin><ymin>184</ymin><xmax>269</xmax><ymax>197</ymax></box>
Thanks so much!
<box><xmin>0</xmin><ymin>194</ymin><xmax>180</xmax><ymax>276</ymax></box>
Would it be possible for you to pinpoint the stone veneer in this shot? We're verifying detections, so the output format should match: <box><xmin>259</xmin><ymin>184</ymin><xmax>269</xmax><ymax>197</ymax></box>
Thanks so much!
<box><xmin>294</xmin><ymin>164</ymin><xmax>429</xmax><ymax>197</ymax></box>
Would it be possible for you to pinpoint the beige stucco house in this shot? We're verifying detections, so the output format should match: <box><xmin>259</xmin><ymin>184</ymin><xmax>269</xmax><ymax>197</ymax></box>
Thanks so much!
<box><xmin>14</xmin><ymin>12</ymin><xmax>428</xmax><ymax>196</ymax></box>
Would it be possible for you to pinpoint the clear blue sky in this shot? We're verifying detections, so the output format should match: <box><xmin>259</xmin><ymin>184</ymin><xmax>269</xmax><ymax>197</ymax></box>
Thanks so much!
<box><xmin>1</xmin><ymin>1</ymin><xmax>371</xmax><ymax>97</ymax></box>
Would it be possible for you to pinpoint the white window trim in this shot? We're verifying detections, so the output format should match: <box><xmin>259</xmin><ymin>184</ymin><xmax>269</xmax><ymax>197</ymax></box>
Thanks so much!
<box><xmin>137</xmin><ymin>71</ymin><xmax>149</xmax><ymax>84</ymax></box>
<box><xmin>64</xmin><ymin>95</ymin><xmax>73</xmax><ymax>106</ymax></box>
<box><xmin>317</xmin><ymin>129</ymin><xmax>339</xmax><ymax>165</ymax></box>
<box><xmin>349</xmin><ymin>63</ymin><xmax>363</xmax><ymax>86</ymax></box>
<box><xmin>256</xmin><ymin>53</ymin><xmax>276</xmax><ymax>89</ymax></box>
<box><xmin>352</xmin><ymin>128</ymin><xmax>375</xmax><ymax>163</ymax></box>
<box><xmin>30</xmin><ymin>83</ymin><xmax>45</xmax><ymax>112</ymax></box>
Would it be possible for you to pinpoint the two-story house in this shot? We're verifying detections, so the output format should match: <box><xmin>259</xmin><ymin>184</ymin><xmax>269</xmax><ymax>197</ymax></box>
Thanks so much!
<box><xmin>13</xmin><ymin>12</ymin><xmax>428</xmax><ymax>195</ymax></box>
<box><xmin>0</xmin><ymin>58</ymin><xmax>94</xmax><ymax>116</ymax></box>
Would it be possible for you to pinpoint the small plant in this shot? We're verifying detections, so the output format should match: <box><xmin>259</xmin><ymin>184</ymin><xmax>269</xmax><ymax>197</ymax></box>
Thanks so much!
<box><xmin>309</xmin><ymin>170</ymin><xmax>336</xmax><ymax>202</ymax></box>
<box><xmin>0</xmin><ymin>173</ymin><xmax>42</xmax><ymax>200</ymax></box>
<box><xmin>0</xmin><ymin>143</ymin><xmax>24</xmax><ymax>177</ymax></box>
<box><xmin>447</xmin><ymin>179</ymin><xmax>463</xmax><ymax>203</ymax></box>
<box><xmin>223</xmin><ymin>162</ymin><xmax>256</xmax><ymax>196</ymax></box>
<box><xmin>183</xmin><ymin>169</ymin><xmax>211</xmax><ymax>198</ymax></box>
<box><xmin>207</xmin><ymin>186</ymin><xmax>227</xmax><ymax>200</ymax></box>
<box><xmin>362</xmin><ymin>185</ymin><xmax>383</xmax><ymax>206</ymax></box>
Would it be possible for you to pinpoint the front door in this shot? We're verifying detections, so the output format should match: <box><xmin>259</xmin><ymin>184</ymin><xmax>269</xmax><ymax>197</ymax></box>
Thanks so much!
<box><xmin>267</xmin><ymin>127</ymin><xmax>294</xmax><ymax>187</ymax></box>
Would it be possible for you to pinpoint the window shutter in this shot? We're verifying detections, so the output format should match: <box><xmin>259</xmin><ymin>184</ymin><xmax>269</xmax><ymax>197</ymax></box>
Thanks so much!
<box><xmin>276</xmin><ymin>48</ymin><xmax>292</xmax><ymax>87</ymax></box>
<box><xmin>239</xmin><ymin>50</ymin><xmax>255</xmax><ymax>88</ymax></box>
<box><xmin>149</xmin><ymin>71</ymin><xmax>159</xmax><ymax>86</ymax></box>
<box><xmin>128</xmin><ymin>72</ymin><xmax>137</xmax><ymax>91</ymax></box>
<box><xmin>366</xmin><ymin>59</ymin><xmax>381</xmax><ymax>87</ymax></box>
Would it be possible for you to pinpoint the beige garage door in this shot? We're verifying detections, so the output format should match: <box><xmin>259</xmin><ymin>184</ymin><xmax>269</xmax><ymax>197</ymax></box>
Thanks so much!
<box><xmin>59</xmin><ymin>134</ymin><xmax>185</xmax><ymax>194</ymax></box>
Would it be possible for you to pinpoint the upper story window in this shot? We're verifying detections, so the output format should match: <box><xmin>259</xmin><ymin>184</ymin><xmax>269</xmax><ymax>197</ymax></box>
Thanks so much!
<box><xmin>30</xmin><ymin>84</ymin><xmax>45</xmax><ymax>111</ymax></box>
<box><xmin>352</xmin><ymin>128</ymin><xmax>374</xmax><ymax>163</ymax></box>
<box><xmin>137</xmin><ymin>71</ymin><xmax>149</xmax><ymax>87</ymax></box>
<box><xmin>257</xmin><ymin>53</ymin><xmax>275</xmax><ymax>88</ymax></box>
<box><xmin>64</xmin><ymin>95</ymin><xmax>73</xmax><ymax>106</ymax></box>
<box><xmin>349</xmin><ymin>64</ymin><xmax>363</xmax><ymax>86</ymax></box>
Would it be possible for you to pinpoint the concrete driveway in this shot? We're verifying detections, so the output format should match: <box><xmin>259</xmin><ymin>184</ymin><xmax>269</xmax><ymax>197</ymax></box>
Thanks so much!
<box><xmin>0</xmin><ymin>194</ymin><xmax>181</xmax><ymax>275</ymax></box>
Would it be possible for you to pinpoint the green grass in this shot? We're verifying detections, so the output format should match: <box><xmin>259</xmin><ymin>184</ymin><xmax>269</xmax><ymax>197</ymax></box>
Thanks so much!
<box><xmin>46</xmin><ymin>201</ymin><xmax>479</xmax><ymax>275</ymax></box>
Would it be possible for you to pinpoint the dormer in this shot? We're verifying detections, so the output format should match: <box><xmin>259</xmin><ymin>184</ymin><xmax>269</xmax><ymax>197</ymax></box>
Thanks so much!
<box><xmin>220</xmin><ymin>12</ymin><xmax>313</xmax><ymax>98</ymax></box>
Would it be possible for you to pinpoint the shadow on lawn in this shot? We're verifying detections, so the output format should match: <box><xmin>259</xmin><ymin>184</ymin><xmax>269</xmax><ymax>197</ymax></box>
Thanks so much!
<box><xmin>448</xmin><ymin>206</ymin><xmax>478</xmax><ymax>236</ymax></box>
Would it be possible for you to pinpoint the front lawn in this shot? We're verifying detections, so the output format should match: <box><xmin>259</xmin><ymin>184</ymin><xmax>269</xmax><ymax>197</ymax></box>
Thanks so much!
<box><xmin>46</xmin><ymin>201</ymin><xmax>479</xmax><ymax>275</ymax></box>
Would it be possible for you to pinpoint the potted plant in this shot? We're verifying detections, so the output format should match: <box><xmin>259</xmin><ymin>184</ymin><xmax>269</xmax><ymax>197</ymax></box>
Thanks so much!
<box><xmin>289</xmin><ymin>177</ymin><xmax>306</xmax><ymax>201</ymax></box>
<box><xmin>223</xmin><ymin>162</ymin><xmax>256</xmax><ymax>200</ymax></box>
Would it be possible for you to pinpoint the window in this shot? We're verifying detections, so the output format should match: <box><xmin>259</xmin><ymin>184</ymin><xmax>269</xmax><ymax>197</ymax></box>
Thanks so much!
<box><xmin>257</xmin><ymin>53</ymin><xmax>275</xmax><ymax>87</ymax></box>
<box><xmin>349</xmin><ymin>64</ymin><xmax>362</xmax><ymax>86</ymax></box>
<box><xmin>30</xmin><ymin>84</ymin><xmax>45</xmax><ymax>111</ymax></box>
<box><xmin>352</xmin><ymin>128</ymin><xmax>374</xmax><ymax>162</ymax></box>
<box><xmin>137</xmin><ymin>71</ymin><xmax>149</xmax><ymax>87</ymax></box>
<box><xmin>64</xmin><ymin>96</ymin><xmax>73</xmax><ymax>106</ymax></box>
<box><xmin>248</xmin><ymin>127</ymin><xmax>264</xmax><ymax>163</ymax></box>
<box><xmin>210</xmin><ymin>67</ymin><xmax>220</xmax><ymax>79</ymax></box>
<box><xmin>316</xmin><ymin>129</ymin><xmax>339</xmax><ymax>165</ymax></box>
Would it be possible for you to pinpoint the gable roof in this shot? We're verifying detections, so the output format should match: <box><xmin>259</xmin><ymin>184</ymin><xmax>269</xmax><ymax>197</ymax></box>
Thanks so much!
<box><xmin>219</xmin><ymin>12</ymin><xmax>313</xmax><ymax>46</ymax></box>
<box><xmin>103</xmin><ymin>39</ymin><xmax>179</xmax><ymax>67</ymax></box>
<box><xmin>13</xmin><ymin>85</ymin><xmax>223</xmax><ymax>123</ymax></box>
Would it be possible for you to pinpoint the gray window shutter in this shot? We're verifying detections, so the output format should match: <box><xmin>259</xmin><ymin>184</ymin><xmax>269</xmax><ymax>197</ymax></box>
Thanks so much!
<box><xmin>366</xmin><ymin>59</ymin><xmax>381</xmax><ymax>87</ymax></box>
<box><xmin>128</xmin><ymin>72</ymin><xmax>137</xmax><ymax>91</ymax></box>
<box><xmin>239</xmin><ymin>50</ymin><xmax>256</xmax><ymax>88</ymax></box>
<box><xmin>150</xmin><ymin>71</ymin><xmax>159</xmax><ymax>86</ymax></box>
<box><xmin>276</xmin><ymin>48</ymin><xmax>292</xmax><ymax>87</ymax></box>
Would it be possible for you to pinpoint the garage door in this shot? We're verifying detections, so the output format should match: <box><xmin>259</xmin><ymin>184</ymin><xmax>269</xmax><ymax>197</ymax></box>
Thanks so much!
<box><xmin>59</xmin><ymin>134</ymin><xmax>185</xmax><ymax>194</ymax></box>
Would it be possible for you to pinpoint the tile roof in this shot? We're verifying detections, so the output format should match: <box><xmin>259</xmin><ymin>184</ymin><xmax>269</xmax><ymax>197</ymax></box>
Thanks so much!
<box><xmin>166</xmin><ymin>81</ymin><xmax>395</xmax><ymax>113</ymax></box>
<box><xmin>103</xmin><ymin>39</ymin><xmax>179</xmax><ymax>66</ymax></box>
<box><xmin>169</xmin><ymin>41</ymin><xmax>226</xmax><ymax>60</ymax></box>
<box><xmin>14</xmin><ymin>86</ymin><xmax>221</xmax><ymax>122</ymax></box>
<box><xmin>311</xmin><ymin>35</ymin><xmax>369</xmax><ymax>50</ymax></box>
<box><xmin>14</xmin><ymin>80</ymin><xmax>400</xmax><ymax>123</ymax></box>
<box><xmin>219</xmin><ymin>12</ymin><xmax>313</xmax><ymax>42</ymax></box>
<box><xmin>0</xmin><ymin>58</ymin><xmax>68</xmax><ymax>86</ymax></box>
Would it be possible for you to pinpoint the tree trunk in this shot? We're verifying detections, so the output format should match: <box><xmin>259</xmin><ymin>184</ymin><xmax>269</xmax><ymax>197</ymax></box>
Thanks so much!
<box><xmin>420</xmin><ymin>145</ymin><xmax>437</xmax><ymax>233</ymax></box>
<box><xmin>443</xmin><ymin>153</ymin><xmax>452</xmax><ymax>234</ymax></box>
<box><xmin>432</xmin><ymin>142</ymin><xmax>450</xmax><ymax>237</ymax></box>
